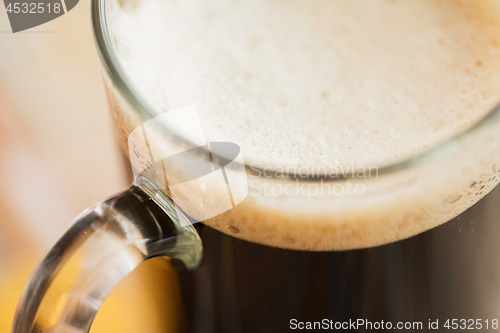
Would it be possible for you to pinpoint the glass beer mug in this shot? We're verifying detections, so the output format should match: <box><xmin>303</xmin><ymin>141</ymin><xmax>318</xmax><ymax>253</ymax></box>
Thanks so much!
<box><xmin>12</xmin><ymin>0</ymin><xmax>500</xmax><ymax>332</ymax></box>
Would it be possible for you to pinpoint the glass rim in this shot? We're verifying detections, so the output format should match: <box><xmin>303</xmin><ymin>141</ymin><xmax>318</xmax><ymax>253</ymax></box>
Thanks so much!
<box><xmin>91</xmin><ymin>0</ymin><xmax>500</xmax><ymax>181</ymax></box>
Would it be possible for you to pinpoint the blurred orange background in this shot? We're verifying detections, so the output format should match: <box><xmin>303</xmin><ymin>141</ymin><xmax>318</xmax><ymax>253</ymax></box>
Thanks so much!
<box><xmin>0</xmin><ymin>1</ymin><xmax>182</xmax><ymax>332</ymax></box>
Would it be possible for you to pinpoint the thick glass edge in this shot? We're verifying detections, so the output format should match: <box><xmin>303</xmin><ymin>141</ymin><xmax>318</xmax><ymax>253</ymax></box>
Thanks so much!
<box><xmin>91</xmin><ymin>0</ymin><xmax>161</xmax><ymax>123</ymax></box>
<box><xmin>91</xmin><ymin>0</ymin><xmax>500</xmax><ymax>181</ymax></box>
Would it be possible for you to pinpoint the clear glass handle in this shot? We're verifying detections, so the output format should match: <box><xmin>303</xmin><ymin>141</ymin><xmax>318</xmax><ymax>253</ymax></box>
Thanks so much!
<box><xmin>11</xmin><ymin>184</ymin><xmax>203</xmax><ymax>333</ymax></box>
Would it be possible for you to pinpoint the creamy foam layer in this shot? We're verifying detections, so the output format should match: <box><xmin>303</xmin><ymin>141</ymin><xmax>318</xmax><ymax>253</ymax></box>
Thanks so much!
<box><xmin>112</xmin><ymin>0</ymin><xmax>500</xmax><ymax>169</ymax></box>
<box><xmin>108</xmin><ymin>0</ymin><xmax>500</xmax><ymax>249</ymax></box>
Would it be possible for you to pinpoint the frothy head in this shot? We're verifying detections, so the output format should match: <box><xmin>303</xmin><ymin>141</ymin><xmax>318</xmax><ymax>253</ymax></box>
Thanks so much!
<box><xmin>112</xmin><ymin>0</ymin><xmax>500</xmax><ymax>171</ymax></box>
<box><xmin>109</xmin><ymin>0</ymin><xmax>500</xmax><ymax>249</ymax></box>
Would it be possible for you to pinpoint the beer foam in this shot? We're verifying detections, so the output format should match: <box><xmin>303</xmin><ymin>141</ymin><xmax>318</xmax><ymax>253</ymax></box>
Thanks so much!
<box><xmin>112</xmin><ymin>0</ymin><xmax>500</xmax><ymax>168</ymax></box>
<box><xmin>110</xmin><ymin>0</ymin><xmax>500</xmax><ymax>249</ymax></box>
